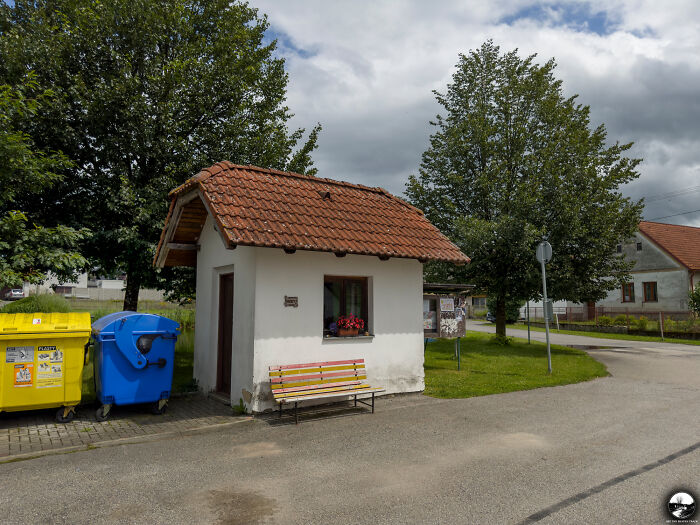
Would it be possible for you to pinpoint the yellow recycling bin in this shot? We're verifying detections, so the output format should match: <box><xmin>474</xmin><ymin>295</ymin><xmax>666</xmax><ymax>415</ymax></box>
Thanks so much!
<box><xmin>0</xmin><ymin>312</ymin><xmax>91</xmax><ymax>422</ymax></box>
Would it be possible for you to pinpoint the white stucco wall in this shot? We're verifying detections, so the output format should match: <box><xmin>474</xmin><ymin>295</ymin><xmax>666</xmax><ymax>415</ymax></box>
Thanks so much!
<box><xmin>597</xmin><ymin>268</ymin><xmax>690</xmax><ymax>311</ymax></box>
<box><xmin>194</xmin><ymin>214</ymin><xmax>425</xmax><ymax>413</ymax></box>
<box><xmin>194</xmin><ymin>216</ymin><xmax>256</xmax><ymax>401</ymax></box>
<box><xmin>596</xmin><ymin>232</ymin><xmax>691</xmax><ymax>311</ymax></box>
<box><xmin>250</xmin><ymin>249</ymin><xmax>424</xmax><ymax>412</ymax></box>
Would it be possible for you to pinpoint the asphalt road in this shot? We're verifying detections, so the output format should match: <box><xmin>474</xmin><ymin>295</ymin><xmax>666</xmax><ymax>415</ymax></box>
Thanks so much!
<box><xmin>1</xmin><ymin>328</ymin><xmax>698</xmax><ymax>524</ymax></box>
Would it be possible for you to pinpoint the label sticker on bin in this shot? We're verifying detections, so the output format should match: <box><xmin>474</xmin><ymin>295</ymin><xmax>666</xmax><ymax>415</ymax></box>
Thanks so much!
<box><xmin>14</xmin><ymin>363</ymin><xmax>33</xmax><ymax>387</ymax></box>
<box><xmin>36</xmin><ymin>346</ymin><xmax>63</xmax><ymax>388</ymax></box>
<box><xmin>6</xmin><ymin>346</ymin><xmax>34</xmax><ymax>363</ymax></box>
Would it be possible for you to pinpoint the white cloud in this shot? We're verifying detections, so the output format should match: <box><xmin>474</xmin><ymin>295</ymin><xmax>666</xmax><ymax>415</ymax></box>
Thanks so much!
<box><xmin>254</xmin><ymin>0</ymin><xmax>700</xmax><ymax>226</ymax></box>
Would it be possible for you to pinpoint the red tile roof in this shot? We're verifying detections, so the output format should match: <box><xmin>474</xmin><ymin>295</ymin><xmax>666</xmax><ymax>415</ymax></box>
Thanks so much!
<box><xmin>155</xmin><ymin>162</ymin><xmax>469</xmax><ymax>267</ymax></box>
<box><xmin>639</xmin><ymin>221</ymin><xmax>700</xmax><ymax>271</ymax></box>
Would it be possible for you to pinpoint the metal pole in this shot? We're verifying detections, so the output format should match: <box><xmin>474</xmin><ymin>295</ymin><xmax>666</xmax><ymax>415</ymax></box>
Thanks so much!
<box><xmin>541</xmin><ymin>258</ymin><xmax>552</xmax><ymax>374</ymax></box>
<box><xmin>659</xmin><ymin>311</ymin><xmax>664</xmax><ymax>341</ymax></box>
<box><xmin>527</xmin><ymin>300</ymin><xmax>531</xmax><ymax>344</ymax></box>
<box><xmin>457</xmin><ymin>337</ymin><xmax>461</xmax><ymax>371</ymax></box>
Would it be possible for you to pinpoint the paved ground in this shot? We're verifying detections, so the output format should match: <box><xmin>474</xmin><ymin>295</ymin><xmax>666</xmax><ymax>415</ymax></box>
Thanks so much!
<box><xmin>0</xmin><ymin>395</ymin><xmax>241</xmax><ymax>459</ymax></box>
<box><xmin>1</xmin><ymin>331</ymin><xmax>698</xmax><ymax>524</ymax></box>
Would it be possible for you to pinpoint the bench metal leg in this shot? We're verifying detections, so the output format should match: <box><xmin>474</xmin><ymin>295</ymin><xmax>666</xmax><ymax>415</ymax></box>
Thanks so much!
<box><xmin>294</xmin><ymin>402</ymin><xmax>298</xmax><ymax>425</ymax></box>
<box><xmin>372</xmin><ymin>393</ymin><xmax>375</xmax><ymax>413</ymax></box>
<box><xmin>279</xmin><ymin>402</ymin><xmax>282</xmax><ymax>419</ymax></box>
<box><xmin>354</xmin><ymin>395</ymin><xmax>357</xmax><ymax>407</ymax></box>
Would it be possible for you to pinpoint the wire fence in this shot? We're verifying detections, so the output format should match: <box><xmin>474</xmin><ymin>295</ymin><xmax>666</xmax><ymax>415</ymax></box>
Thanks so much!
<box><xmin>522</xmin><ymin>305</ymin><xmax>700</xmax><ymax>339</ymax></box>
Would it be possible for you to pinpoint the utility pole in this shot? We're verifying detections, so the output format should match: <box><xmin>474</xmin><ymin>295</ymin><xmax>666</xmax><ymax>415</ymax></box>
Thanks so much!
<box><xmin>536</xmin><ymin>240</ymin><xmax>553</xmax><ymax>374</ymax></box>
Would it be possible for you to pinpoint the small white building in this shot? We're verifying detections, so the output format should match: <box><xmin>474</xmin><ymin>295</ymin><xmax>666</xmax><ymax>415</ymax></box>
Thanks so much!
<box><xmin>155</xmin><ymin>162</ymin><xmax>469</xmax><ymax>412</ymax></box>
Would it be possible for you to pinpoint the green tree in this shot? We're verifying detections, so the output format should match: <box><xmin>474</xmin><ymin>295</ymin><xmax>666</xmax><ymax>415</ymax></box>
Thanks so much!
<box><xmin>0</xmin><ymin>0</ymin><xmax>320</xmax><ymax>310</ymax></box>
<box><xmin>689</xmin><ymin>284</ymin><xmax>700</xmax><ymax>317</ymax></box>
<box><xmin>406</xmin><ymin>41</ymin><xmax>642</xmax><ymax>336</ymax></box>
<box><xmin>0</xmin><ymin>78</ymin><xmax>87</xmax><ymax>289</ymax></box>
<box><xmin>487</xmin><ymin>296</ymin><xmax>523</xmax><ymax>324</ymax></box>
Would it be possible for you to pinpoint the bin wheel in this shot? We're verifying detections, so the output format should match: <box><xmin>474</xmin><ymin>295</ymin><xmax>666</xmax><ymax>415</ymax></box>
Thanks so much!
<box><xmin>151</xmin><ymin>400</ymin><xmax>168</xmax><ymax>415</ymax></box>
<box><xmin>95</xmin><ymin>405</ymin><xmax>111</xmax><ymax>422</ymax></box>
<box><xmin>56</xmin><ymin>407</ymin><xmax>75</xmax><ymax>423</ymax></box>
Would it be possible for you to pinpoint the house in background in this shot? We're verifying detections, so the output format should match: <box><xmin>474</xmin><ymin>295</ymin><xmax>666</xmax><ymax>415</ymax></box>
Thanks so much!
<box><xmin>21</xmin><ymin>273</ymin><xmax>165</xmax><ymax>302</ymax></box>
<box><xmin>154</xmin><ymin>162</ymin><xmax>469</xmax><ymax>412</ymax></box>
<box><xmin>595</xmin><ymin>221</ymin><xmax>700</xmax><ymax>313</ymax></box>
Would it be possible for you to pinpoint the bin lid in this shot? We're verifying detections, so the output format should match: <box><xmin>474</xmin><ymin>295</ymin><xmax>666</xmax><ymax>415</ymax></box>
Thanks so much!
<box><xmin>0</xmin><ymin>312</ymin><xmax>91</xmax><ymax>337</ymax></box>
<box><xmin>92</xmin><ymin>311</ymin><xmax>180</xmax><ymax>337</ymax></box>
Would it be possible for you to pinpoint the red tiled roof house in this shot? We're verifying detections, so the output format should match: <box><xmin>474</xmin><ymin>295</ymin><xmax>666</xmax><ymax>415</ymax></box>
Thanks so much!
<box><xmin>155</xmin><ymin>162</ymin><xmax>469</xmax><ymax>412</ymax></box>
<box><xmin>594</xmin><ymin>221</ymin><xmax>700</xmax><ymax>312</ymax></box>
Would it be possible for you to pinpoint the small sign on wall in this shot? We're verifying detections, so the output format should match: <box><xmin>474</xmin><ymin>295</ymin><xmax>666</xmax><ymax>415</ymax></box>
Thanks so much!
<box><xmin>284</xmin><ymin>296</ymin><xmax>298</xmax><ymax>307</ymax></box>
<box><xmin>439</xmin><ymin>298</ymin><xmax>454</xmax><ymax>312</ymax></box>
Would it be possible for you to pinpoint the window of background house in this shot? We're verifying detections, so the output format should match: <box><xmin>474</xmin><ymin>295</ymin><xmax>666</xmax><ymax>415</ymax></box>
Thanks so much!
<box><xmin>323</xmin><ymin>276</ymin><xmax>368</xmax><ymax>335</ymax></box>
<box><xmin>423</xmin><ymin>298</ymin><xmax>437</xmax><ymax>333</ymax></box>
<box><xmin>472</xmin><ymin>297</ymin><xmax>486</xmax><ymax>307</ymax></box>
<box><xmin>622</xmin><ymin>282</ymin><xmax>635</xmax><ymax>302</ymax></box>
<box><xmin>643</xmin><ymin>281</ymin><xmax>658</xmax><ymax>302</ymax></box>
<box><xmin>616</xmin><ymin>244</ymin><xmax>622</xmax><ymax>253</ymax></box>
<box><xmin>636</xmin><ymin>242</ymin><xmax>642</xmax><ymax>251</ymax></box>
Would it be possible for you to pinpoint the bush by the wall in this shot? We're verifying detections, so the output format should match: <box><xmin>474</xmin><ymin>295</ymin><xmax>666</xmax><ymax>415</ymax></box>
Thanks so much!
<box><xmin>613</xmin><ymin>314</ymin><xmax>628</xmax><ymax>326</ymax></box>
<box><xmin>636</xmin><ymin>316</ymin><xmax>648</xmax><ymax>331</ymax></box>
<box><xmin>597</xmin><ymin>315</ymin><xmax>613</xmax><ymax>326</ymax></box>
<box><xmin>472</xmin><ymin>309</ymin><xmax>487</xmax><ymax>319</ymax></box>
<box><xmin>1</xmin><ymin>294</ymin><xmax>71</xmax><ymax>313</ymax></box>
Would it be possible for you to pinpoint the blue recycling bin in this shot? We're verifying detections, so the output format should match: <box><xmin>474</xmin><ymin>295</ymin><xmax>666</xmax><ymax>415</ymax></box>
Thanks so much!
<box><xmin>92</xmin><ymin>312</ymin><xmax>179</xmax><ymax>421</ymax></box>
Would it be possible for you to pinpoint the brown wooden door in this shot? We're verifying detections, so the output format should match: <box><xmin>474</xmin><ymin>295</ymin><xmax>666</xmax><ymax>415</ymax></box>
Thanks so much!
<box><xmin>586</xmin><ymin>301</ymin><xmax>596</xmax><ymax>321</ymax></box>
<box><xmin>217</xmin><ymin>273</ymin><xmax>234</xmax><ymax>396</ymax></box>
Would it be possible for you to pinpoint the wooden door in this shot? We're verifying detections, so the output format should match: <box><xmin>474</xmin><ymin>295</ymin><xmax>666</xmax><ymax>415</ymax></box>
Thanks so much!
<box><xmin>586</xmin><ymin>301</ymin><xmax>596</xmax><ymax>321</ymax></box>
<box><xmin>217</xmin><ymin>273</ymin><xmax>234</xmax><ymax>396</ymax></box>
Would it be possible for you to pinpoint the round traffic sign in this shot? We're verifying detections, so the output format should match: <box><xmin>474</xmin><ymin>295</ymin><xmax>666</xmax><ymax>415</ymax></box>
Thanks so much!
<box><xmin>536</xmin><ymin>241</ymin><xmax>552</xmax><ymax>264</ymax></box>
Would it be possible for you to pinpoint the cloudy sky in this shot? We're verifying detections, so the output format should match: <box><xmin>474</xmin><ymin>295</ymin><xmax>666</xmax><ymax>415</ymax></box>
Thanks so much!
<box><xmin>253</xmin><ymin>0</ymin><xmax>700</xmax><ymax>226</ymax></box>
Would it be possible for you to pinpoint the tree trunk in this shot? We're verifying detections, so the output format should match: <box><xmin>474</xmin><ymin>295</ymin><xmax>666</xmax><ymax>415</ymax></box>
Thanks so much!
<box><xmin>495</xmin><ymin>295</ymin><xmax>507</xmax><ymax>337</ymax></box>
<box><xmin>123</xmin><ymin>273</ymin><xmax>141</xmax><ymax>311</ymax></box>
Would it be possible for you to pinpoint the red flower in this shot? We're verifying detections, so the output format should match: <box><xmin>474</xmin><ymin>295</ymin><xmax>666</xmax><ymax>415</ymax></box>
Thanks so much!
<box><xmin>337</xmin><ymin>314</ymin><xmax>365</xmax><ymax>330</ymax></box>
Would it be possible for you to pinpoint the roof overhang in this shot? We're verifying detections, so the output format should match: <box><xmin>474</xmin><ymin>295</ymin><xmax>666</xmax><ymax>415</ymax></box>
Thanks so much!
<box><xmin>154</xmin><ymin>189</ymin><xmax>209</xmax><ymax>268</ymax></box>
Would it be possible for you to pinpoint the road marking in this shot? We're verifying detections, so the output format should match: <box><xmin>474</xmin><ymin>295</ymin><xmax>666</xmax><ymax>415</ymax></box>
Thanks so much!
<box><xmin>516</xmin><ymin>440</ymin><xmax>700</xmax><ymax>524</ymax></box>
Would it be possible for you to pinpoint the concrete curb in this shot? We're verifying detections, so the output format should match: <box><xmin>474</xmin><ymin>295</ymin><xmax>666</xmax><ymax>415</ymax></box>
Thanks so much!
<box><xmin>0</xmin><ymin>417</ymin><xmax>254</xmax><ymax>464</ymax></box>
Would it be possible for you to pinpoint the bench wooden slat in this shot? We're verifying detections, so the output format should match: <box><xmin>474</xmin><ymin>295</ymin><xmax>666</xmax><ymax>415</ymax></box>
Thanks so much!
<box><xmin>278</xmin><ymin>387</ymin><xmax>385</xmax><ymax>404</ymax></box>
<box><xmin>269</xmin><ymin>364</ymin><xmax>365</xmax><ymax>377</ymax></box>
<box><xmin>273</xmin><ymin>384</ymin><xmax>371</xmax><ymax>399</ymax></box>
<box><xmin>269</xmin><ymin>359</ymin><xmax>364</xmax><ymax>371</ymax></box>
<box><xmin>270</xmin><ymin>375</ymin><xmax>368</xmax><ymax>389</ymax></box>
<box><xmin>270</xmin><ymin>369</ymin><xmax>364</xmax><ymax>383</ymax></box>
<box><xmin>272</xmin><ymin>380</ymin><xmax>362</xmax><ymax>394</ymax></box>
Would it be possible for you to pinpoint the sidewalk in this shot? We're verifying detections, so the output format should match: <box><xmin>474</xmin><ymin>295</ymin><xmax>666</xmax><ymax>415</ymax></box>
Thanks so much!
<box><xmin>0</xmin><ymin>394</ymin><xmax>244</xmax><ymax>460</ymax></box>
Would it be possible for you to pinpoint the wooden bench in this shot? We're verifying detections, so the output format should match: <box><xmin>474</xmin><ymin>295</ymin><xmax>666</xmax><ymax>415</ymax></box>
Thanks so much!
<box><xmin>269</xmin><ymin>359</ymin><xmax>385</xmax><ymax>424</ymax></box>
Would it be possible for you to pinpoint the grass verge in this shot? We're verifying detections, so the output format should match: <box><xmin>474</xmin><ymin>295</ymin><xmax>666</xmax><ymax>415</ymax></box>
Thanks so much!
<box><xmin>510</xmin><ymin>323</ymin><xmax>700</xmax><ymax>346</ymax></box>
<box><xmin>424</xmin><ymin>332</ymin><xmax>608</xmax><ymax>398</ymax></box>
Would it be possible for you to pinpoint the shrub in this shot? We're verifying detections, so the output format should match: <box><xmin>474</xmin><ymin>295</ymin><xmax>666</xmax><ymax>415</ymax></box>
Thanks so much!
<box><xmin>636</xmin><ymin>316</ymin><xmax>648</xmax><ymax>331</ymax></box>
<box><xmin>491</xmin><ymin>334</ymin><xmax>512</xmax><ymax>345</ymax></box>
<box><xmin>597</xmin><ymin>315</ymin><xmax>612</xmax><ymax>326</ymax></box>
<box><xmin>613</xmin><ymin>314</ymin><xmax>628</xmax><ymax>326</ymax></box>
<box><xmin>1</xmin><ymin>294</ymin><xmax>71</xmax><ymax>313</ymax></box>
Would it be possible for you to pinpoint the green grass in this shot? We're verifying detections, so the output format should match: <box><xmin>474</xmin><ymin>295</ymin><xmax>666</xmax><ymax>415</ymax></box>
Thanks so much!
<box><xmin>424</xmin><ymin>333</ymin><xmax>608</xmax><ymax>398</ymax></box>
<box><xmin>510</xmin><ymin>323</ymin><xmax>700</xmax><ymax>346</ymax></box>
